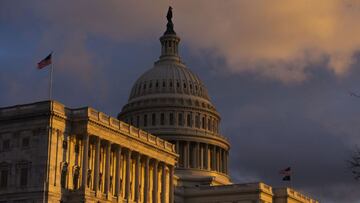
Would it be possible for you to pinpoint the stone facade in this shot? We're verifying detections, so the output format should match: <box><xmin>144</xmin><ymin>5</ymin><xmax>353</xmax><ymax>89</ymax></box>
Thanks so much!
<box><xmin>0</xmin><ymin>101</ymin><xmax>177</xmax><ymax>203</ymax></box>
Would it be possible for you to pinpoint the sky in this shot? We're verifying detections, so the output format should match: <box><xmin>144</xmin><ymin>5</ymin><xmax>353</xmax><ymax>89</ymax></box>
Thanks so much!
<box><xmin>1</xmin><ymin>0</ymin><xmax>360</xmax><ymax>202</ymax></box>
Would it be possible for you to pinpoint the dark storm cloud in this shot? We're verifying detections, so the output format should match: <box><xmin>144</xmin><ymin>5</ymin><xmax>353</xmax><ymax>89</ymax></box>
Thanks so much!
<box><xmin>1</xmin><ymin>1</ymin><xmax>360</xmax><ymax>202</ymax></box>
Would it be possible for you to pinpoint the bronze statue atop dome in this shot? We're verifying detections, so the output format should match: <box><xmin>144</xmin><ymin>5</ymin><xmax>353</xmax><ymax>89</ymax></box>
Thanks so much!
<box><xmin>165</xmin><ymin>6</ymin><xmax>176</xmax><ymax>35</ymax></box>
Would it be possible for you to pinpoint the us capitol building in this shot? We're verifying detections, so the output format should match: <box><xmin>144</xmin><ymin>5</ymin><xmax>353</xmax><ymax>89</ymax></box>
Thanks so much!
<box><xmin>0</xmin><ymin>7</ymin><xmax>317</xmax><ymax>203</ymax></box>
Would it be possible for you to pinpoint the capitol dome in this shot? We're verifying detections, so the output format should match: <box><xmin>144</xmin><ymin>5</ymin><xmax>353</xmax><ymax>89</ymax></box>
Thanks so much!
<box><xmin>119</xmin><ymin>7</ymin><xmax>231</xmax><ymax>186</ymax></box>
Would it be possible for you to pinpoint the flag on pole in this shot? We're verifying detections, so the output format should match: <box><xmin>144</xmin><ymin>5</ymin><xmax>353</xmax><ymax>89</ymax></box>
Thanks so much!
<box><xmin>279</xmin><ymin>167</ymin><xmax>291</xmax><ymax>181</ymax></box>
<box><xmin>37</xmin><ymin>53</ymin><xmax>52</xmax><ymax>69</ymax></box>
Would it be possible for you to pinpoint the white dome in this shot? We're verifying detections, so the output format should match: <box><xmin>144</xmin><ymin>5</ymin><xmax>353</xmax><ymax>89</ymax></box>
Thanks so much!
<box><xmin>128</xmin><ymin>60</ymin><xmax>210</xmax><ymax>102</ymax></box>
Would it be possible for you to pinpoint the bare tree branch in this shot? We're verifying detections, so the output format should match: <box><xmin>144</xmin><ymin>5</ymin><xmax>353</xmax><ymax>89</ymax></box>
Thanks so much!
<box><xmin>348</xmin><ymin>147</ymin><xmax>360</xmax><ymax>180</ymax></box>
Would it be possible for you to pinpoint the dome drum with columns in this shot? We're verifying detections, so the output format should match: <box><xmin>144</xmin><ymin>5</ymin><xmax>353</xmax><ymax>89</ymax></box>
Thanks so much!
<box><xmin>118</xmin><ymin>7</ymin><xmax>231</xmax><ymax>186</ymax></box>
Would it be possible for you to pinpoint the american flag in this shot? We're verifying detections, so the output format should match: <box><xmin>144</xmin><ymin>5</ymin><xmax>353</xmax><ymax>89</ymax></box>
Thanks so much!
<box><xmin>279</xmin><ymin>167</ymin><xmax>291</xmax><ymax>181</ymax></box>
<box><xmin>37</xmin><ymin>53</ymin><xmax>52</xmax><ymax>69</ymax></box>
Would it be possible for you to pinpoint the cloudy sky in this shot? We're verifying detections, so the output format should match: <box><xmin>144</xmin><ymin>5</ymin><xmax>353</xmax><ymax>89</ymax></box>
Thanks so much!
<box><xmin>1</xmin><ymin>0</ymin><xmax>360</xmax><ymax>202</ymax></box>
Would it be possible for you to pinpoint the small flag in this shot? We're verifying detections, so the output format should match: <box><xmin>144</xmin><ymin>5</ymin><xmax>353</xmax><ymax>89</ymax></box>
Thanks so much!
<box><xmin>37</xmin><ymin>53</ymin><xmax>52</xmax><ymax>69</ymax></box>
<box><xmin>279</xmin><ymin>167</ymin><xmax>291</xmax><ymax>181</ymax></box>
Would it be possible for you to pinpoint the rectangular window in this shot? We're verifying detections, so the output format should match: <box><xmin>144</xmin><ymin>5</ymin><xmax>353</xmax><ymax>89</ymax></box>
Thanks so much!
<box><xmin>3</xmin><ymin>140</ymin><xmax>10</xmax><ymax>151</ymax></box>
<box><xmin>144</xmin><ymin>114</ymin><xmax>148</xmax><ymax>127</ymax></box>
<box><xmin>195</xmin><ymin>115</ymin><xmax>200</xmax><ymax>128</ymax></box>
<box><xmin>152</xmin><ymin>113</ymin><xmax>156</xmax><ymax>126</ymax></box>
<box><xmin>202</xmin><ymin>117</ymin><xmax>206</xmax><ymax>129</ymax></box>
<box><xmin>208</xmin><ymin>118</ymin><xmax>211</xmax><ymax>130</ymax></box>
<box><xmin>160</xmin><ymin>113</ymin><xmax>165</xmax><ymax>125</ymax></box>
<box><xmin>169</xmin><ymin>113</ymin><xmax>174</xmax><ymax>125</ymax></box>
<box><xmin>187</xmin><ymin>114</ymin><xmax>192</xmax><ymax>127</ymax></box>
<box><xmin>136</xmin><ymin>116</ymin><xmax>140</xmax><ymax>127</ymax></box>
<box><xmin>20</xmin><ymin>168</ymin><xmax>28</xmax><ymax>187</ymax></box>
<box><xmin>22</xmin><ymin>137</ymin><xmax>30</xmax><ymax>148</ymax></box>
<box><xmin>0</xmin><ymin>170</ymin><xmax>8</xmax><ymax>188</ymax></box>
<box><xmin>178</xmin><ymin>113</ymin><xmax>183</xmax><ymax>126</ymax></box>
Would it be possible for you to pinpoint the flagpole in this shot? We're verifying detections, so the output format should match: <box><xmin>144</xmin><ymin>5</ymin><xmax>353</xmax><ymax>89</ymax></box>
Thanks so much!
<box><xmin>49</xmin><ymin>52</ymin><xmax>54</xmax><ymax>100</ymax></box>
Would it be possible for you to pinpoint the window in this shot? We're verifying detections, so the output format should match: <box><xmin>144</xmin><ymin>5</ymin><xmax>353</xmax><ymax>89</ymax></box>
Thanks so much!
<box><xmin>160</xmin><ymin>113</ymin><xmax>165</xmax><ymax>125</ymax></box>
<box><xmin>22</xmin><ymin>137</ymin><xmax>30</xmax><ymax>148</ymax></box>
<box><xmin>143</xmin><ymin>83</ymin><xmax>146</xmax><ymax>90</ymax></box>
<box><xmin>130</xmin><ymin>117</ymin><xmax>134</xmax><ymax>125</ymax></box>
<box><xmin>156</xmin><ymin>81</ymin><xmax>159</xmax><ymax>88</ymax></box>
<box><xmin>177</xmin><ymin>81</ymin><xmax>180</xmax><ymax>88</ymax></box>
<box><xmin>0</xmin><ymin>169</ymin><xmax>8</xmax><ymax>188</ymax></box>
<box><xmin>202</xmin><ymin>117</ymin><xmax>206</xmax><ymax>129</ymax></box>
<box><xmin>2</xmin><ymin>140</ymin><xmax>10</xmax><ymax>151</ymax></box>
<box><xmin>187</xmin><ymin>114</ymin><xmax>192</xmax><ymax>127</ymax></box>
<box><xmin>208</xmin><ymin>118</ymin><xmax>211</xmax><ymax>130</ymax></box>
<box><xmin>169</xmin><ymin>113</ymin><xmax>174</xmax><ymax>125</ymax></box>
<box><xmin>195</xmin><ymin>115</ymin><xmax>200</xmax><ymax>128</ymax></box>
<box><xmin>152</xmin><ymin>113</ymin><xmax>156</xmax><ymax>126</ymax></box>
<box><xmin>178</xmin><ymin>113</ymin><xmax>183</xmax><ymax>126</ymax></box>
<box><xmin>169</xmin><ymin>81</ymin><xmax>173</xmax><ymax>87</ymax></box>
<box><xmin>136</xmin><ymin>116</ymin><xmax>140</xmax><ymax>127</ymax></box>
<box><xmin>20</xmin><ymin>168</ymin><xmax>28</xmax><ymax>187</ymax></box>
<box><xmin>143</xmin><ymin>114</ymin><xmax>148</xmax><ymax>127</ymax></box>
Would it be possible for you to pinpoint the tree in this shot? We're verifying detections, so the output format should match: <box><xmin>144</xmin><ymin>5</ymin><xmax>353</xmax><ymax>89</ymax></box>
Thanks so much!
<box><xmin>349</xmin><ymin>147</ymin><xmax>360</xmax><ymax>180</ymax></box>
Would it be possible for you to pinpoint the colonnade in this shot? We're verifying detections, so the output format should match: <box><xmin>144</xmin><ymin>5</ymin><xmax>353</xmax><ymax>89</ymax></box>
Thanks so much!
<box><xmin>64</xmin><ymin>134</ymin><xmax>174</xmax><ymax>203</ymax></box>
<box><xmin>174</xmin><ymin>140</ymin><xmax>228</xmax><ymax>174</ymax></box>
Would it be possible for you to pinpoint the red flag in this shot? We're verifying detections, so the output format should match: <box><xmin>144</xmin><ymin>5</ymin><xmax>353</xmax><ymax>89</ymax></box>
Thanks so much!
<box><xmin>37</xmin><ymin>53</ymin><xmax>52</xmax><ymax>69</ymax></box>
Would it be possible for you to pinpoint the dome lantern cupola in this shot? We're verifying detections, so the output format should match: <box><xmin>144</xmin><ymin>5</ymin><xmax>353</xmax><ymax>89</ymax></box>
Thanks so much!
<box><xmin>159</xmin><ymin>7</ymin><xmax>181</xmax><ymax>61</ymax></box>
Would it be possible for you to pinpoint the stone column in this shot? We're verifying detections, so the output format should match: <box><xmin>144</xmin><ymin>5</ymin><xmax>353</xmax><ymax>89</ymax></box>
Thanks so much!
<box><xmin>105</xmin><ymin>142</ymin><xmax>111</xmax><ymax>196</ymax></box>
<box><xmin>217</xmin><ymin>148</ymin><xmax>220</xmax><ymax>172</ymax></box>
<box><xmin>175</xmin><ymin>141</ymin><xmax>179</xmax><ymax>167</ymax></box>
<box><xmin>94</xmin><ymin>137</ymin><xmax>100</xmax><ymax>192</ymax></box>
<box><xmin>196</xmin><ymin>142</ymin><xmax>200</xmax><ymax>169</ymax></box>
<box><xmin>134</xmin><ymin>153</ymin><xmax>141</xmax><ymax>202</ymax></box>
<box><xmin>81</xmin><ymin>134</ymin><xmax>89</xmax><ymax>189</ymax></box>
<box><xmin>169</xmin><ymin>165</ymin><xmax>174</xmax><ymax>203</ymax></box>
<box><xmin>144</xmin><ymin>156</ymin><xmax>150</xmax><ymax>203</ymax></box>
<box><xmin>212</xmin><ymin>145</ymin><xmax>216</xmax><ymax>171</ymax></box>
<box><xmin>184</xmin><ymin>141</ymin><xmax>189</xmax><ymax>168</ymax></box>
<box><xmin>192</xmin><ymin>143</ymin><xmax>196</xmax><ymax>168</ymax></box>
<box><xmin>218</xmin><ymin>148</ymin><xmax>221</xmax><ymax>173</ymax></box>
<box><xmin>153</xmin><ymin>160</ymin><xmax>159</xmax><ymax>203</ymax></box>
<box><xmin>125</xmin><ymin>149</ymin><xmax>132</xmax><ymax>200</ymax></box>
<box><xmin>226</xmin><ymin>151</ymin><xmax>229</xmax><ymax>174</ymax></box>
<box><xmin>115</xmin><ymin>146</ymin><xmax>122</xmax><ymax>197</ymax></box>
<box><xmin>205</xmin><ymin>144</ymin><xmax>209</xmax><ymax>170</ymax></box>
<box><xmin>161</xmin><ymin>163</ymin><xmax>166</xmax><ymax>203</ymax></box>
